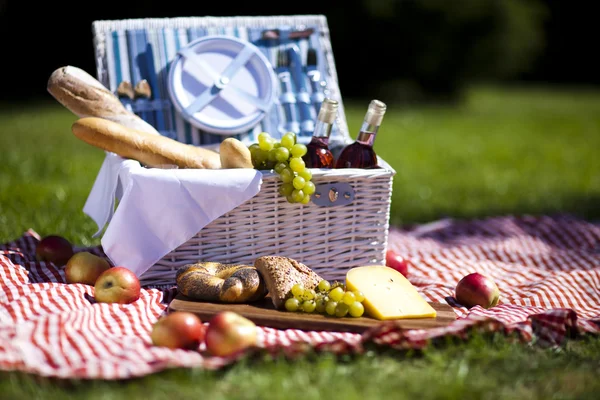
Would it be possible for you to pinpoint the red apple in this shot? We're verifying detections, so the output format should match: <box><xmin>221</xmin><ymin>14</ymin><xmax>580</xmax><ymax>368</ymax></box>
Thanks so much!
<box><xmin>94</xmin><ymin>267</ymin><xmax>141</xmax><ymax>304</ymax></box>
<box><xmin>151</xmin><ymin>312</ymin><xmax>205</xmax><ymax>350</ymax></box>
<box><xmin>36</xmin><ymin>235</ymin><xmax>74</xmax><ymax>267</ymax></box>
<box><xmin>65</xmin><ymin>252</ymin><xmax>111</xmax><ymax>285</ymax></box>
<box><xmin>455</xmin><ymin>272</ymin><xmax>500</xmax><ymax>309</ymax></box>
<box><xmin>385</xmin><ymin>249</ymin><xmax>410</xmax><ymax>278</ymax></box>
<box><xmin>205</xmin><ymin>311</ymin><xmax>257</xmax><ymax>357</ymax></box>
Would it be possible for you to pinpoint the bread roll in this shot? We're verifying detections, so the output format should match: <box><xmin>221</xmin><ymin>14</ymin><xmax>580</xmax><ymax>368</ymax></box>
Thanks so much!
<box><xmin>219</xmin><ymin>138</ymin><xmax>253</xmax><ymax>169</ymax></box>
<box><xmin>254</xmin><ymin>256</ymin><xmax>323</xmax><ymax>309</ymax></box>
<box><xmin>72</xmin><ymin>117</ymin><xmax>222</xmax><ymax>169</ymax></box>
<box><xmin>47</xmin><ymin>65</ymin><xmax>160</xmax><ymax>135</ymax></box>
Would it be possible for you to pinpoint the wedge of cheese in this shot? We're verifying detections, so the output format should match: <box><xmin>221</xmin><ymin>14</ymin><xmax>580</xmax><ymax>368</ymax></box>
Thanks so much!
<box><xmin>346</xmin><ymin>266</ymin><xmax>437</xmax><ymax>320</ymax></box>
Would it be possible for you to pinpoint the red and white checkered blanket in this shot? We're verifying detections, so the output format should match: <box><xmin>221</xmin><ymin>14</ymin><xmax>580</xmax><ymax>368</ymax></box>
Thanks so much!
<box><xmin>1</xmin><ymin>215</ymin><xmax>599</xmax><ymax>379</ymax></box>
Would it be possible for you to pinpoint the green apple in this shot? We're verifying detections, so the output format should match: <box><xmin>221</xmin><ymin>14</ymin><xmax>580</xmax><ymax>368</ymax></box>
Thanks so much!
<box><xmin>65</xmin><ymin>252</ymin><xmax>111</xmax><ymax>285</ymax></box>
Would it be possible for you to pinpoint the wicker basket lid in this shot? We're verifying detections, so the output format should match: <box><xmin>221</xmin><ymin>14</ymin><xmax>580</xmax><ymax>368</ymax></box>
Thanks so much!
<box><xmin>167</xmin><ymin>35</ymin><xmax>278</xmax><ymax>135</ymax></box>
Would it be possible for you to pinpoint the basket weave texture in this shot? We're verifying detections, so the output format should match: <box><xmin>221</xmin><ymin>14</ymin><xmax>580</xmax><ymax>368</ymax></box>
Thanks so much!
<box><xmin>140</xmin><ymin>165</ymin><xmax>394</xmax><ymax>287</ymax></box>
<box><xmin>91</xmin><ymin>15</ymin><xmax>396</xmax><ymax>287</ymax></box>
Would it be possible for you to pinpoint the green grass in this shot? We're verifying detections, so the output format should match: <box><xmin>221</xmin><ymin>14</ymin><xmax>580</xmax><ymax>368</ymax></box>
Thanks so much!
<box><xmin>1</xmin><ymin>85</ymin><xmax>599</xmax><ymax>398</ymax></box>
<box><xmin>365</xmin><ymin>85</ymin><xmax>600</xmax><ymax>226</ymax></box>
<box><xmin>2</xmin><ymin>334</ymin><xmax>600</xmax><ymax>400</ymax></box>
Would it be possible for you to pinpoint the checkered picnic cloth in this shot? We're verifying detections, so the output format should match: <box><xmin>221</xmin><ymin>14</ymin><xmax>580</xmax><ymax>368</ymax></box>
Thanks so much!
<box><xmin>1</xmin><ymin>215</ymin><xmax>599</xmax><ymax>379</ymax></box>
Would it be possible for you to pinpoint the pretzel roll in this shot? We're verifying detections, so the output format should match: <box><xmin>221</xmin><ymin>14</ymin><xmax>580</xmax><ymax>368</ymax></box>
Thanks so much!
<box><xmin>176</xmin><ymin>262</ymin><xmax>268</xmax><ymax>303</ymax></box>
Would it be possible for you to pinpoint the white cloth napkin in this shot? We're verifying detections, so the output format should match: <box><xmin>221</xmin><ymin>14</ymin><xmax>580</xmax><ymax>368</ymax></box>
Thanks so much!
<box><xmin>83</xmin><ymin>153</ymin><xmax>262</xmax><ymax>277</ymax></box>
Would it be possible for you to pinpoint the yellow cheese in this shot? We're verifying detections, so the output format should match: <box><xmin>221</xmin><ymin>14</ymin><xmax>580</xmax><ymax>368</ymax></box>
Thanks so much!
<box><xmin>345</xmin><ymin>266</ymin><xmax>437</xmax><ymax>320</ymax></box>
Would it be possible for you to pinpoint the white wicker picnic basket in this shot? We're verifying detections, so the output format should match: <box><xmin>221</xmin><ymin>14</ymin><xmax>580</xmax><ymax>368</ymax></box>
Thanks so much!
<box><xmin>90</xmin><ymin>15</ymin><xmax>395</xmax><ymax>287</ymax></box>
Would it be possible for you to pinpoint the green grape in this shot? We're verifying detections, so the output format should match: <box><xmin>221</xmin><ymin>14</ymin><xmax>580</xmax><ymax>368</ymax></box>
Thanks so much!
<box><xmin>291</xmin><ymin>283</ymin><xmax>304</xmax><ymax>297</ymax></box>
<box><xmin>302</xmin><ymin>300</ymin><xmax>316</xmax><ymax>313</ymax></box>
<box><xmin>353</xmin><ymin>290</ymin><xmax>365</xmax><ymax>303</ymax></box>
<box><xmin>342</xmin><ymin>291</ymin><xmax>356</xmax><ymax>305</ymax></box>
<box><xmin>318</xmin><ymin>280</ymin><xmax>331</xmax><ymax>292</ymax></box>
<box><xmin>259</xmin><ymin>159</ymin><xmax>272</xmax><ymax>170</ymax></box>
<box><xmin>285</xmin><ymin>297</ymin><xmax>300</xmax><ymax>312</ymax></box>
<box><xmin>257</xmin><ymin>132</ymin><xmax>271</xmax><ymax>145</ymax></box>
<box><xmin>303</xmin><ymin>181</ymin><xmax>316</xmax><ymax>195</ymax></box>
<box><xmin>349</xmin><ymin>301</ymin><xmax>365</xmax><ymax>317</ymax></box>
<box><xmin>300</xmin><ymin>195</ymin><xmax>311</xmax><ymax>205</ymax></box>
<box><xmin>281</xmin><ymin>133</ymin><xmax>295</xmax><ymax>150</ymax></box>
<box><xmin>273</xmin><ymin>142</ymin><xmax>281</xmax><ymax>148</ymax></box>
<box><xmin>286</xmin><ymin>194</ymin><xmax>296</xmax><ymax>203</ymax></box>
<box><xmin>252</xmin><ymin>149</ymin><xmax>268</xmax><ymax>166</ymax></box>
<box><xmin>289</xmin><ymin>157</ymin><xmax>305</xmax><ymax>173</ymax></box>
<box><xmin>329</xmin><ymin>287</ymin><xmax>344</xmax><ymax>302</ymax></box>
<box><xmin>298</xmin><ymin>169</ymin><xmax>312</xmax><ymax>181</ymax></box>
<box><xmin>292</xmin><ymin>176</ymin><xmax>306</xmax><ymax>190</ymax></box>
<box><xmin>331</xmin><ymin>281</ymin><xmax>345</xmax><ymax>290</ymax></box>
<box><xmin>325</xmin><ymin>301</ymin><xmax>338</xmax><ymax>316</ymax></box>
<box><xmin>280</xmin><ymin>168</ymin><xmax>294</xmax><ymax>183</ymax></box>
<box><xmin>268</xmin><ymin>148</ymin><xmax>278</xmax><ymax>162</ymax></box>
<box><xmin>291</xmin><ymin>189</ymin><xmax>305</xmax><ymax>203</ymax></box>
<box><xmin>302</xmin><ymin>289</ymin><xmax>316</xmax><ymax>301</ymax></box>
<box><xmin>335</xmin><ymin>303</ymin><xmax>349</xmax><ymax>317</ymax></box>
<box><xmin>315</xmin><ymin>298</ymin><xmax>327</xmax><ymax>314</ymax></box>
<box><xmin>259</xmin><ymin>139</ymin><xmax>274</xmax><ymax>152</ymax></box>
<box><xmin>291</xmin><ymin>143</ymin><xmax>308</xmax><ymax>158</ymax></box>
<box><xmin>274</xmin><ymin>162</ymin><xmax>288</xmax><ymax>174</ymax></box>
<box><xmin>314</xmin><ymin>292</ymin><xmax>327</xmax><ymax>303</ymax></box>
<box><xmin>249</xmin><ymin>143</ymin><xmax>260</xmax><ymax>155</ymax></box>
<box><xmin>275</xmin><ymin>147</ymin><xmax>290</xmax><ymax>162</ymax></box>
<box><xmin>278</xmin><ymin>183</ymin><xmax>294</xmax><ymax>197</ymax></box>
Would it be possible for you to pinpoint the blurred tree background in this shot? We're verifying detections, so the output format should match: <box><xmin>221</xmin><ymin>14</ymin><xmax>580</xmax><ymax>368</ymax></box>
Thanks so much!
<box><xmin>0</xmin><ymin>0</ymin><xmax>597</xmax><ymax>103</ymax></box>
<box><xmin>352</xmin><ymin>0</ymin><xmax>547</xmax><ymax>102</ymax></box>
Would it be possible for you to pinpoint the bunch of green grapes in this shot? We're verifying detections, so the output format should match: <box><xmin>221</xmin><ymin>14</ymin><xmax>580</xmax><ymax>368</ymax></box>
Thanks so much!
<box><xmin>284</xmin><ymin>280</ymin><xmax>366</xmax><ymax>318</ymax></box>
<box><xmin>248</xmin><ymin>132</ymin><xmax>316</xmax><ymax>204</ymax></box>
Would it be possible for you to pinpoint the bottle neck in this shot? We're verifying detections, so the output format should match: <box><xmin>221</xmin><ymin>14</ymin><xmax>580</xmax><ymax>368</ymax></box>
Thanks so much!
<box><xmin>312</xmin><ymin>119</ymin><xmax>334</xmax><ymax>140</ymax></box>
<box><xmin>356</xmin><ymin>121</ymin><xmax>380</xmax><ymax>146</ymax></box>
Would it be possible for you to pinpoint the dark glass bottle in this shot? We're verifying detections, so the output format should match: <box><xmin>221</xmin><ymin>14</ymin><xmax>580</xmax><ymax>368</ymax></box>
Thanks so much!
<box><xmin>302</xmin><ymin>98</ymin><xmax>339</xmax><ymax>168</ymax></box>
<box><xmin>335</xmin><ymin>100</ymin><xmax>387</xmax><ymax>169</ymax></box>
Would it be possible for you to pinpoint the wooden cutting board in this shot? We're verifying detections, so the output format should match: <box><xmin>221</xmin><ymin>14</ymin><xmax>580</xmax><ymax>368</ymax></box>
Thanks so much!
<box><xmin>169</xmin><ymin>294</ymin><xmax>456</xmax><ymax>334</ymax></box>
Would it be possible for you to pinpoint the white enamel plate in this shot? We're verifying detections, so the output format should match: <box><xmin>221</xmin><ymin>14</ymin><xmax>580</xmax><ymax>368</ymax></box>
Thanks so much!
<box><xmin>168</xmin><ymin>35</ymin><xmax>277</xmax><ymax>135</ymax></box>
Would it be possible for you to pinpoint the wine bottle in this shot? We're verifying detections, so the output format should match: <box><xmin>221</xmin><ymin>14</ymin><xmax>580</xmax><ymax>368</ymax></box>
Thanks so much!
<box><xmin>335</xmin><ymin>99</ymin><xmax>387</xmax><ymax>169</ymax></box>
<box><xmin>302</xmin><ymin>98</ymin><xmax>339</xmax><ymax>168</ymax></box>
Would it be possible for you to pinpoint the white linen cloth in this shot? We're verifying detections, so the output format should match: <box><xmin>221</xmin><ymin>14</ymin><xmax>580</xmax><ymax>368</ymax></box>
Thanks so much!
<box><xmin>83</xmin><ymin>152</ymin><xmax>262</xmax><ymax>277</ymax></box>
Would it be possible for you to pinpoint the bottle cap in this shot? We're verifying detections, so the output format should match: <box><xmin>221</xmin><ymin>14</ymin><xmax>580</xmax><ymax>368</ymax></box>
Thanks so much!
<box><xmin>365</xmin><ymin>99</ymin><xmax>387</xmax><ymax>126</ymax></box>
<box><xmin>317</xmin><ymin>98</ymin><xmax>339</xmax><ymax>125</ymax></box>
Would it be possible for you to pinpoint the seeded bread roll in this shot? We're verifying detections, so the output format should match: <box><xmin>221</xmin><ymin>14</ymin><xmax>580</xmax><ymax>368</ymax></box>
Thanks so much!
<box><xmin>72</xmin><ymin>117</ymin><xmax>222</xmax><ymax>169</ymax></box>
<box><xmin>254</xmin><ymin>256</ymin><xmax>323</xmax><ymax>309</ymax></box>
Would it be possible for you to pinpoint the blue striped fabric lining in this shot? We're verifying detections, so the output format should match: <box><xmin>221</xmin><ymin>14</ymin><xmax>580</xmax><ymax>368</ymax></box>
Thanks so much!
<box><xmin>101</xmin><ymin>23</ymin><xmax>345</xmax><ymax>148</ymax></box>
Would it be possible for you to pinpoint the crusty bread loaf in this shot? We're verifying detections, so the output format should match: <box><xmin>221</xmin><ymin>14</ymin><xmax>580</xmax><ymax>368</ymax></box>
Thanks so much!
<box><xmin>72</xmin><ymin>117</ymin><xmax>222</xmax><ymax>169</ymax></box>
<box><xmin>47</xmin><ymin>65</ymin><xmax>160</xmax><ymax>135</ymax></box>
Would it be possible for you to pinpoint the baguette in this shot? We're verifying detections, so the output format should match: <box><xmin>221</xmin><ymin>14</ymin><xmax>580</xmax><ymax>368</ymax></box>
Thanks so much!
<box><xmin>72</xmin><ymin>117</ymin><xmax>222</xmax><ymax>169</ymax></box>
<box><xmin>47</xmin><ymin>65</ymin><xmax>160</xmax><ymax>135</ymax></box>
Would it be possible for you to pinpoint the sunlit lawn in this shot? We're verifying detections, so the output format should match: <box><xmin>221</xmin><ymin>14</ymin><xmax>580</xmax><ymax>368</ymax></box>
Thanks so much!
<box><xmin>0</xmin><ymin>85</ymin><xmax>599</xmax><ymax>399</ymax></box>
